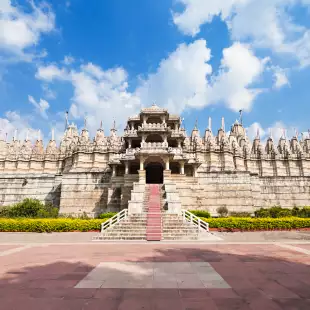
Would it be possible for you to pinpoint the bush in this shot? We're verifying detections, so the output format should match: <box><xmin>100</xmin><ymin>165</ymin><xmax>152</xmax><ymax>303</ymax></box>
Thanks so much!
<box><xmin>189</xmin><ymin>210</ymin><xmax>211</xmax><ymax>218</ymax></box>
<box><xmin>0</xmin><ymin>218</ymin><xmax>106</xmax><ymax>232</ymax></box>
<box><xmin>0</xmin><ymin>199</ymin><xmax>59</xmax><ymax>218</ymax></box>
<box><xmin>297</xmin><ymin>207</ymin><xmax>310</xmax><ymax>218</ymax></box>
<box><xmin>229</xmin><ymin>211</ymin><xmax>252</xmax><ymax>218</ymax></box>
<box><xmin>200</xmin><ymin>217</ymin><xmax>310</xmax><ymax>231</ymax></box>
<box><xmin>97</xmin><ymin>212</ymin><xmax>117</xmax><ymax>219</ymax></box>
<box><xmin>217</xmin><ymin>206</ymin><xmax>228</xmax><ymax>217</ymax></box>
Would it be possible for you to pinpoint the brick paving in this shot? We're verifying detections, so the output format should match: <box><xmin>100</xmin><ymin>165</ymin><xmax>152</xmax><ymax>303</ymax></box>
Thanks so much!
<box><xmin>0</xmin><ymin>243</ymin><xmax>309</xmax><ymax>309</ymax></box>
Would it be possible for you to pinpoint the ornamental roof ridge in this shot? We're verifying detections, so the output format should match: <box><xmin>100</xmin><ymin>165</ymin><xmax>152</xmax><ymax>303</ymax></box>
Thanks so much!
<box><xmin>141</xmin><ymin>103</ymin><xmax>167</xmax><ymax>113</ymax></box>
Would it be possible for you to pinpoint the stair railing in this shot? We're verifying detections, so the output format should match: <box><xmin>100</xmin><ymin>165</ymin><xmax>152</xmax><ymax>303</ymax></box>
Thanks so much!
<box><xmin>181</xmin><ymin>210</ymin><xmax>209</xmax><ymax>232</ymax></box>
<box><xmin>101</xmin><ymin>209</ymin><xmax>128</xmax><ymax>232</ymax></box>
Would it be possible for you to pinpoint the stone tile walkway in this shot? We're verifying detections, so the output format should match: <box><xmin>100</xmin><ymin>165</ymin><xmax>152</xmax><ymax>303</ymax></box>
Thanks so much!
<box><xmin>0</xmin><ymin>242</ymin><xmax>309</xmax><ymax>309</ymax></box>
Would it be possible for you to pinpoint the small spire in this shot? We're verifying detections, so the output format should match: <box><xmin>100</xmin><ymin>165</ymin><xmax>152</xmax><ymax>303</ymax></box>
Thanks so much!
<box><xmin>269</xmin><ymin>128</ymin><xmax>273</xmax><ymax>140</ymax></box>
<box><xmin>194</xmin><ymin>119</ymin><xmax>198</xmax><ymax>130</ymax></box>
<box><xmin>221</xmin><ymin>117</ymin><xmax>225</xmax><ymax>132</ymax></box>
<box><xmin>239</xmin><ymin>109</ymin><xmax>243</xmax><ymax>125</ymax></box>
<box><xmin>294</xmin><ymin>128</ymin><xmax>298</xmax><ymax>139</ymax></box>
<box><xmin>13</xmin><ymin>129</ymin><xmax>17</xmax><ymax>141</ymax></box>
<box><xmin>282</xmin><ymin>128</ymin><xmax>286</xmax><ymax>139</ymax></box>
<box><xmin>113</xmin><ymin>119</ymin><xmax>116</xmax><ymax>130</ymax></box>
<box><xmin>38</xmin><ymin>129</ymin><xmax>41</xmax><ymax>141</ymax></box>
<box><xmin>51</xmin><ymin>128</ymin><xmax>55</xmax><ymax>141</ymax></box>
<box><xmin>301</xmin><ymin>132</ymin><xmax>304</xmax><ymax>141</ymax></box>
<box><xmin>84</xmin><ymin>116</ymin><xmax>87</xmax><ymax>129</ymax></box>
<box><xmin>256</xmin><ymin>128</ymin><xmax>260</xmax><ymax>139</ymax></box>
<box><xmin>65</xmin><ymin>111</ymin><xmax>69</xmax><ymax>130</ymax></box>
<box><xmin>208</xmin><ymin>117</ymin><xmax>212</xmax><ymax>131</ymax></box>
<box><xmin>26</xmin><ymin>128</ymin><xmax>29</xmax><ymax>141</ymax></box>
<box><xmin>100</xmin><ymin>120</ymin><xmax>103</xmax><ymax>129</ymax></box>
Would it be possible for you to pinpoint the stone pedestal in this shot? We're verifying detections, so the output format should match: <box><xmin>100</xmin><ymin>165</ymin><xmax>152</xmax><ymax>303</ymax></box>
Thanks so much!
<box><xmin>138</xmin><ymin>170</ymin><xmax>146</xmax><ymax>184</ymax></box>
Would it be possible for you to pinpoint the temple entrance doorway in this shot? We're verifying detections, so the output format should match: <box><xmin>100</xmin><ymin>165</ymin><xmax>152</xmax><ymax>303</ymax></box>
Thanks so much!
<box><xmin>145</xmin><ymin>162</ymin><xmax>164</xmax><ymax>184</ymax></box>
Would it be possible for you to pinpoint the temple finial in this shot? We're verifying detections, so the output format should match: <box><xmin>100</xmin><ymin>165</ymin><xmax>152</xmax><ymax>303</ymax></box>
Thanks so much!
<box><xmin>84</xmin><ymin>116</ymin><xmax>87</xmax><ymax>129</ymax></box>
<box><xmin>221</xmin><ymin>117</ymin><xmax>225</xmax><ymax>132</ymax></box>
<box><xmin>208</xmin><ymin>117</ymin><xmax>212</xmax><ymax>131</ymax></box>
<box><xmin>239</xmin><ymin>109</ymin><xmax>243</xmax><ymax>125</ymax></box>
<box><xmin>256</xmin><ymin>128</ymin><xmax>260</xmax><ymax>139</ymax></box>
<box><xmin>13</xmin><ymin>129</ymin><xmax>17</xmax><ymax>141</ymax></box>
<box><xmin>26</xmin><ymin>128</ymin><xmax>29</xmax><ymax>141</ymax></box>
<box><xmin>100</xmin><ymin>120</ymin><xmax>103</xmax><ymax>129</ymax></box>
<box><xmin>269</xmin><ymin>128</ymin><xmax>273</xmax><ymax>140</ymax></box>
<box><xmin>282</xmin><ymin>128</ymin><xmax>286</xmax><ymax>139</ymax></box>
<box><xmin>65</xmin><ymin>111</ymin><xmax>69</xmax><ymax>130</ymax></box>
<box><xmin>38</xmin><ymin>129</ymin><xmax>41</xmax><ymax>141</ymax></box>
<box><xmin>51</xmin><ymin>128</ymin><xmax>55</xmax><ymax>141</ymax></box>
<box><xmin>194</xmin><ymin>119</ymin><xmax>198</xmax><ymax>130</ymax></box>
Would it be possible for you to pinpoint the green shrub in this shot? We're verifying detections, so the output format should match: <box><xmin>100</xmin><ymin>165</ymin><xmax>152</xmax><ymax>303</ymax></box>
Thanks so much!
<box><xmin>254</xmin><ymin>208</ymin><xmax>270</xmax><ymax>218</ymax></box>
<box><xmin>229</xmin><ymin>211</ymin><xmax>252</xmax><ymax>218</ymax></box>
<box><xmin>97</xmin><ymin>212</ymin><xmax>117</xmax><ymax>219</ymax></box>
<box><xmin>0</xmin><ymin>199</ymin><xmax>59</xmax><ymax>218</ymax></box>
<box><xmin>278</xmin><ymin>209</ymin><xmax>292</xmax><ymax>217</ymax></box>
<box><xmin>298</xmin><ymin>207</ymin><xmax>310</xmax><ymax>218</ymax></box>
<box><xmin>292</xmin><ymin>207</ymin><xmax>300</xmax><ymax>216</ymax></box>
<box><xmin>189</xmin><ymin>210</ymin><xmax>211</xmax><ymax>218</ymax></box>
<box><xmin>217</xmin><ymin>206</ymin><xmax>228</xmax><ymax>217</ymax></box>
<box><xmin>0</xmin><ymin>218</ymin><xmax>106</xmax><ymax>232</ymax></box>
<box><xmin>200</xmin><ymin>217</ymin><xmax>310</xmax><ymax>231</ymax></box>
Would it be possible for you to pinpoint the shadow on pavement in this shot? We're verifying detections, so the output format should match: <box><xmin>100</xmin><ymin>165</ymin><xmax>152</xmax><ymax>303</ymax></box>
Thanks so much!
<box><xmin>0</xmin><ymin>244</ymin><xmax>309</xmax><ymax>309</ymax></box>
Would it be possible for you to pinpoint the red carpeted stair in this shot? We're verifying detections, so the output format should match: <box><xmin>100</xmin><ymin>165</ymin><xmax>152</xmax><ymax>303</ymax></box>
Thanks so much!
<box><xmin>146</xmin><ymin>184</ymin><xmax>162</xmax><ymax>241</ymax></box>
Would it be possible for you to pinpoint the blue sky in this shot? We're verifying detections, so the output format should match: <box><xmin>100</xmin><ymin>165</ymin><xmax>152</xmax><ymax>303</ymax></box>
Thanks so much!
<box><xmin>1</xmin><ymin>0</ymin><xmax>310</xmax><ymax>143</ymax></box>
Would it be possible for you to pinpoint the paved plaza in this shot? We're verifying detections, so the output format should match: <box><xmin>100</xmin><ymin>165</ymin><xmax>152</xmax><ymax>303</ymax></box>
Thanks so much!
<box><xmin>0</xmin><ymin>233</ymin><xmax>310</xmax><ymax>309</ymax></box>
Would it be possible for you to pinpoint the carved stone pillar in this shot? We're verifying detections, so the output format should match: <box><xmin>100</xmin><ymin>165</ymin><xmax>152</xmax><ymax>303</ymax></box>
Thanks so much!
<box><xmin>177</xmin><ymin>139</ymin><xmax>181</xmax><ymax>148</ymax></box>
<box><xmin>128</xmin><ymin>139</ymin><xmax>132</xmax><ymax>148</ymax></box>
<box><xmin>193</xmin><ymin>165</ymin><xmax>197</xmax><ymax>177</ymax></box>
<box><xmin>112</xmin><ymin>165</ymin><xmax>116</xmax><ymax>177</ymax></box>
<box><xmin>180</xmin><ymin>161</ymin><xmax>185</xmax><ymax>174</ymax></box>
<box><xmin>165</xmin><ymin>158</ymin><xmax>170</xmax><ymax>170</ymax></box>
<box><xmin>140</xmin><ymin>157</ymin><xmax>145</xmax><ymax>170</ymax></box>
<box><xmin>125</xmin><ymin>161</ymin><xmax>129</xmax><ymax>174</ymax></box>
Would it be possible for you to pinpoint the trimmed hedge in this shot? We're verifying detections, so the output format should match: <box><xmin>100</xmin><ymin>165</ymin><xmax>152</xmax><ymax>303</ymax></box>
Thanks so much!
<box><xmin>0</xmin><ymin>217</ymin><xmax>309</xmax><ymax>232</ymax></box>
<box><xmin>201</xmin><ymin>217</ymin><xmax>310</xmax><ymax>231</ymax></box>
<box><xmin>0</xmin><ymin>218</ymin><xmax>106</xmax><ymax>233</ymax></box>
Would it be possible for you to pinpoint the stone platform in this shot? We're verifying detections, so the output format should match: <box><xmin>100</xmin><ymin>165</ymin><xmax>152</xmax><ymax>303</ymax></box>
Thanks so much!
<box><xmin>0</xmin><ymin>234</ymin><xmax>309</xmax><ymax>309</ymax></box>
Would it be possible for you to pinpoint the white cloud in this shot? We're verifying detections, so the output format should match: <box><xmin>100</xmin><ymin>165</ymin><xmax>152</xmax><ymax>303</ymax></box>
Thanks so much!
<box><xmin>35</xmin><ymin>64</ymin><xmax>69</xmax><ymax>81</ymax></box>
<box><xmin>209</xmin><ymin>42</ymin><xmax>267</xmax><ymax>111</ymax></box>
<box><xmin>36</xmin><ymin>40</ymin><xmax>266</xmax><ymax>130</ymax></box>
<box><xmin>173</xmin><ymin>0</ymin><xmax>310</xmax><ymax>68</ymax></box>
<box><xmin>136</xmin><ymin>39</ymin><xmax>212</xmax><ymax>113</ymax></box>
<box><xmin>0</xmin><ymin>111</ymin><xmax>42</xmax><ymax>142</ymax></box>
<box><xmin>63</xmin><ymin>55</ymin><xmax>75</xmax><ymax>65</ymax></box>
<box><xmin>42</xmin><ymin>84</ymin><xmax>56</xmax><ymax>99</ymax></box>
<box><xmin>36</xmin><ymin>61</ymin><xmax>141</xmax><ymax>135</ymax></box>
<box><xmin>0</xmin><ymin>0</ymin><xmax>55</xmax><ymax>59</ymax></box>
<box><xmin>272</xmin><ymin>67</ymin><xmax>290</xmax><ymax>89</ymax></box>
<box><xmin>28</xmin><ymin>95</ymin><xmax>50</xmax><ymax>119</ymax></box>
<box><xmin>247</xmin><ymin>120</ymin><xmax>298</xmax><ymax>143</ymax></box>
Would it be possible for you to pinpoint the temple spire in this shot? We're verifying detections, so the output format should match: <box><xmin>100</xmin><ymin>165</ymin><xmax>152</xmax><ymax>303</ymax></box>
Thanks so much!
<box><xmin>84</xmin><ymin>116</ymin><xmax>87</xmax><ymax>129</ymax></box>
<box><xmin>256</xmin><ymin>128</ymin><xmax>260</xmax><ymax>140</ymax></box>
<box><xmin>221</xmin><ymin>117</ymin><xmax>225</xmax><ymax>132</ymax></box>
<box><xmin>26</xmin><ymin>128</ymin><xmax>29</xmax><ymax>141</ymax></box>
<box><xmin>208</xmin><ymin>117</ymin><xmax>212</xmax><ymax>132</ymax></box>
<box><xmin>239</xmin><ymin>109</ymin><xmax>243</xmax><ymax>125</ymax></box>
<box><xmin>65</xmin><ymin>111</ymin><xmax>69</xmax><ymax>130</ymax></box>
<box><xmin>100</xmin><ymin>120</ymin><xmax>103</xmax><ymax>129</ymax></box>
<box><xmin>51</xmin><ymin>128</ymin><xmax>55</xmax><ymax>141</ymax></box>
<box><xmin>38</xmin><ymin>129</ymin><xmax>41</xmax><ymax>141</ymax></box>
<box><xmin>13</xmin><ymin>129</ymin><xmax>17</xmax><ymax>141</ymax></box>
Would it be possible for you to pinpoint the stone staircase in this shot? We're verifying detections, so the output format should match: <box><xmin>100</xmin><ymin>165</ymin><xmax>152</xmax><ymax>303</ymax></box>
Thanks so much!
<box><xmin>93</xmin><ymin>183</ymin><xmax>217</xmax><ymax>241</ymax></box>
<box><xmin>145</xmin><ymin>184</ymin><xmax>162</xmax><ymax>241</ymax></box>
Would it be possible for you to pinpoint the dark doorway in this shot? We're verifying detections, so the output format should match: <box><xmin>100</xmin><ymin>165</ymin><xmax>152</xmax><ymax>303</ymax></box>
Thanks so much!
<box><xmin>146</xmin><ymin>163</ymin><xmax>164</xmax><ymax>184</ymax></box>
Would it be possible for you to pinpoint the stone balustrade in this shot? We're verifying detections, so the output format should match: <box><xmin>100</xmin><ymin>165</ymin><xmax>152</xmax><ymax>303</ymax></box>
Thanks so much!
<box><xmin>138</xmin><ymin>123</ymin><xmax>168</xmax><ymax>131</ymax></box>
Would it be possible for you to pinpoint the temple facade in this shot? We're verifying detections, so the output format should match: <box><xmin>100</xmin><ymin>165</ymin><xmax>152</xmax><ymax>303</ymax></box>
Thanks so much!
<box><xmin>1</xmin><ymin>104</ymin><xmax>310</xmax><ymax>216</ymax></box>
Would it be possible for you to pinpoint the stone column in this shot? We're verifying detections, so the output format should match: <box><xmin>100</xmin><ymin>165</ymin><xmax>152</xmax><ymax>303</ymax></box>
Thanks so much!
<box><xmin>128</xmin><ymin>139</ymin><xmax>132</xmax><ymax>148</ymax></box>
<box><xmin>180</xmin><ymin>161</ymin><xmax>185</xmax><ymax>174</ymax></box>
<box><xmin>130</xmin><ymin>122</ymin><xmax>134</xmax><ymax>130</ymax></box>
<box><xmin>125</xmin><ymin>161</ymin><xmax>129</xmax><ymax>174</ymax></box>
<box><xmin>193</xmin><ymin>165</ymin><xmax>197</xmax><ymax>177</ymax></box>
<box><xmin>165</xmin><ymin>158</ymin><xmax>170</xmax><ymax>170</ymax></box>
<box><xmin>177</xmin><ymin>139</ymin><xmax>181</xmax><ymax>148</ymax></box>
<box><xmin>140</xmin><ymin>157</ymin><xmax>144</xmax><ymax>170</ymax></box>
<box><xmin>112</xmin><ymin>165</ymin><xmax>116</xmax><ymax>177</ymax></box>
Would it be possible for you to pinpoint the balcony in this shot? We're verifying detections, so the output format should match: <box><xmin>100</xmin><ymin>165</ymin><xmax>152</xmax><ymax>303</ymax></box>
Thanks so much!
<box><xmin>138</xmin><ymin>123</ymin><xmax>169</xmax><ymax>132</ymax></box>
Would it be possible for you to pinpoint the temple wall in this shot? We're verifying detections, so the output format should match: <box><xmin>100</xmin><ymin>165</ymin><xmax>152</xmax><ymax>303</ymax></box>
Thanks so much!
<box><xmin>58</xmin><ymin>173</ymin><xmax>138</xmax><ymax>217</ymax></box>
<box><xmin>0</xmin><ymin>174</ymin><xmax>61</xmax><ymax>207</ymax></box>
